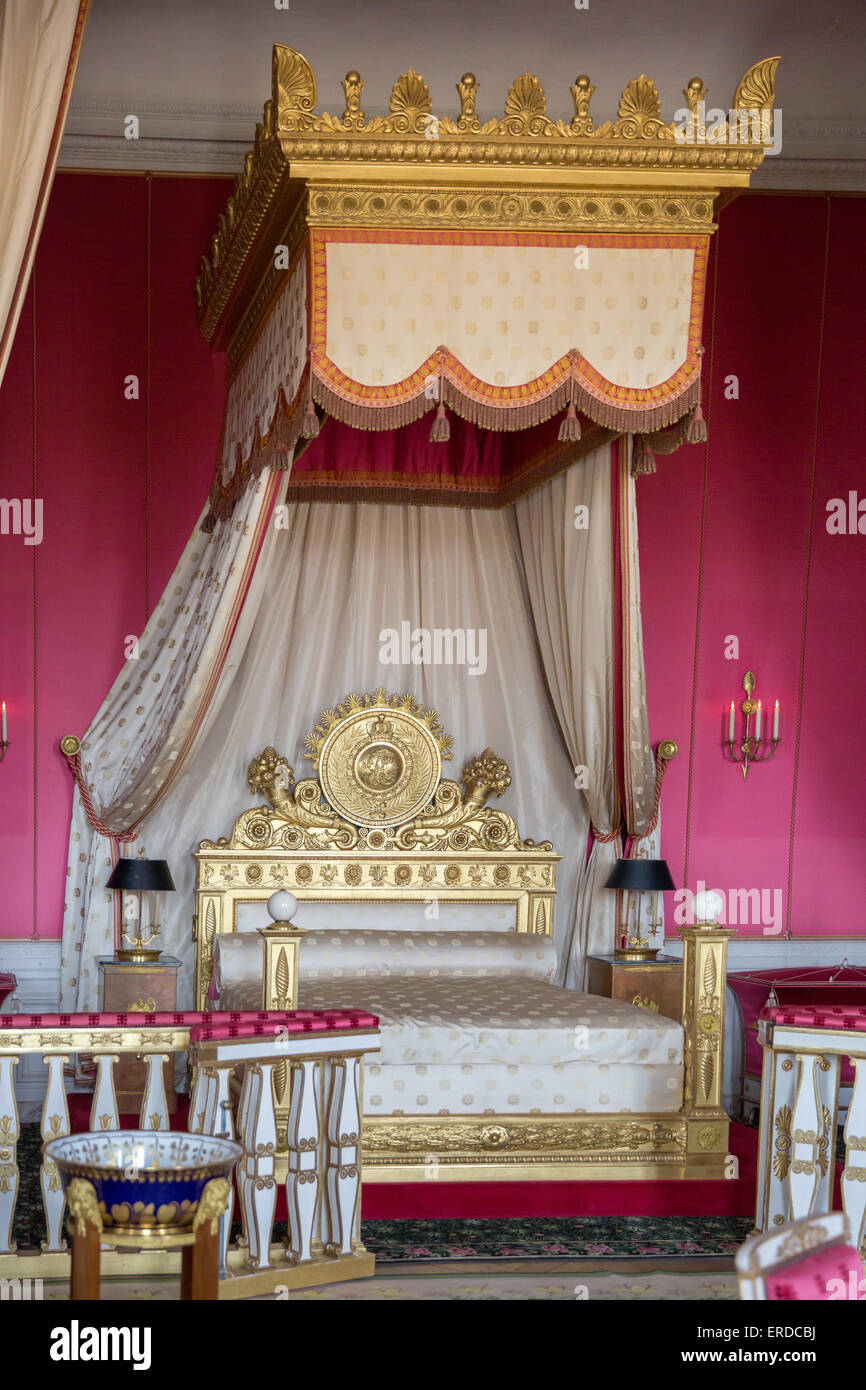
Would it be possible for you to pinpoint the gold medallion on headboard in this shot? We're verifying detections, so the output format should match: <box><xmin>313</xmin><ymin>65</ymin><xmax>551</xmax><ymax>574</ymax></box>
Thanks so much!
<box><xmin>313</xmin><ymin>699</ymin><xmax>447</xmax><ymax>828</ymax></box>
<box><xmin>193</xmin><ymin>691</ymin><xmax>559</xmax><ymax>1008</ymax></box>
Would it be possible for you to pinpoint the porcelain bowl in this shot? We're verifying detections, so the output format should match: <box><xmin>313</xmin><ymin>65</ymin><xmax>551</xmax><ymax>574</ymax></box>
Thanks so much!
<box><xmin>43</xmin><ymin>1130</ymin><xmax>242</xmax><ymax>1236</ymax></box>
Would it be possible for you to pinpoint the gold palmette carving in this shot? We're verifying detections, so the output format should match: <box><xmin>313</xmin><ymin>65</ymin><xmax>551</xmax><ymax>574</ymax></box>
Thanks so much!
<box><xmin>196</xmin><ymin>46</ymin><xmax>780</xmax><ymax>337</ymax></box>
<box><xmin>733</xmin><ymin>57</ymin><xmax>780</xmax><ymax>113</ymax></box>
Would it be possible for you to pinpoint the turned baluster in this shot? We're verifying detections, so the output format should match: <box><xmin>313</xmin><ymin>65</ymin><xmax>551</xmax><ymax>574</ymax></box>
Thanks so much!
<box><xmin>139</xmin><ymin>1054</ymin><xmax>171</xmax><ymax>1132</ymax></box>
<box><xmin>842</xmin><ymin>1057</ymin><xmax>866</xmax><ymax>1253</ymax></box>
<box><xmin>285</xmin><ymin>1059</ymin><xmax>320</xmax><ymax>1263</ymax></box>
<box><xmin>324</xmin><ymin>1057</ymin><xmax>362</xmax><ymax>1257</ymax></box>
<box><xmin>89</xmin><ymin>1053</ymin><xmax>120</xmax><ymax>1133</ymax></box>
<box><xmin>788</xmin><ymin>1052</ymin><xmax>838</xmax><ymax>1219</ymax></box>
<box><xmin>239</xmin><ymin>1061</ymin><xmax>277</xmax><ymax>1269</ymax></box>
<box><xmin>0</xmin><ymin>1055</ymin><xmax>20</xmax><ymax>1254</ymax></box>
<box><xmin>41</xmin><ymin>1055</ymin><xmax>70</xmax><ymax>1252</ymax></box>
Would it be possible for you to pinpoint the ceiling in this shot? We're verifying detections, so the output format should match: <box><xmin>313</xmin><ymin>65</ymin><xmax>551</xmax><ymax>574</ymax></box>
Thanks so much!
<box><xmin>60</xmin><ymin>0</ymin><xmax>866</xmax><ymax>188</ymax></box>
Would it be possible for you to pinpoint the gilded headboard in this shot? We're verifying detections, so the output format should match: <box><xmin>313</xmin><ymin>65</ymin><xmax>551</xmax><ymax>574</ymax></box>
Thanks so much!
<box><xmin>193</xmin><ymin>691</ymin><xmax>559</xmax><ymax>1008</ymax></box>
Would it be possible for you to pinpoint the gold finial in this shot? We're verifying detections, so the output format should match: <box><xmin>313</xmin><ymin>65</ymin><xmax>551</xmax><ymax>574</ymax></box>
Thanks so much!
<box><xmin>456</xmin><ymin>72</ymin><xmax>480</xmax><ymax>131</ymax></box>
<box><xmin>570</xmin><ymin>74</ymin><xmax>595</xmax><ymax>134</ymax></box>
<box><xmin>342</xmin><ymin>70</ymin><xmax>365</xmax><ymax>126</ymax></box>
<box><xmin>683</xmin><ymin>77</ymin><xmax>707</xmax><ymax>113</ymax></box>
<box><xmin>60</xmin><ymin>735</ymin><xmax>81</xmax><ymax>758</ymax></box>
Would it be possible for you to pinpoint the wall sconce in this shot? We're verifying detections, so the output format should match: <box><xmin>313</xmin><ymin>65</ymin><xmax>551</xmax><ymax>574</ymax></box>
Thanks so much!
<box><xmin>725</xmin><ymin>670</ymin><xmax>780</xmax><ymax>781</ymax></box>
<box><xmin>0</xmin><ymin>701</ymin><xmax>8</xmax><ymax>762</ymax></box>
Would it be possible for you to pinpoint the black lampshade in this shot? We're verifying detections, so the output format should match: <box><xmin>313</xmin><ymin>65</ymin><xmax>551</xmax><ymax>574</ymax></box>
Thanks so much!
<box><xmin>605</xmin><ymin>858</ymin><xmax>676</xmax><ymax>892</ymax></box>
<box><xmin>106</xmin><ymin>859</ymin><xmax>175</xmax><ymax>892</ymax></box>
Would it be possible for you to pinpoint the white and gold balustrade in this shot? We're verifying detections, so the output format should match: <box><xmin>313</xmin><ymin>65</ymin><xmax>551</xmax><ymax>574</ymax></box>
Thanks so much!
<box><xmin>0</xmin><ymin>1009</ymin><xmax>379</xmax><ymax>1297</ymax></box>
<box><xmin>755</xmin><ymin>1004</ymin><xmax>866</xmax><ymax>1254</ymax></box>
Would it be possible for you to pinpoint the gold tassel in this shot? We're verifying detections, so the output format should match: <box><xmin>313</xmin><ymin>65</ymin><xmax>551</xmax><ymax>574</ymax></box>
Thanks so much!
<box><xmin>300</xmin><ymin>397</ymin><xmax>320</xmax><ymax>439</ymax></box>
<box><xmin>558</xmin><ymin>400</ymin><xmax>581</xmax><ymax>442</ymax></box>
<box><xmin>686</xmin><ymin>402</ymin><xmax>708</xmax><ymax>444</ymax></box>
<box><xmin>631</xmin><ymin>436</ymin><xmax>656</xmax><ymax>476</ymax></box>
<box><xmin>429</xmin><ymin>400</ymin><xmax>451</xmax><ymax>442</ymax></box>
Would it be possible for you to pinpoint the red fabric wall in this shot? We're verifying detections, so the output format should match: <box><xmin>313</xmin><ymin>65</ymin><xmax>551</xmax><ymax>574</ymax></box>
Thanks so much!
<box><xmin>0</xmin><ymin>178</ymin><xmax>862</xmax><ymax>941</ymax></box>
<box><xmin>0</xmin><ymin>173</ymin><xmax>227</xmax><ymax>939</ymax></box>
<box><xmin>639</xmin><ymin>194</ymin><xmax>866</xmax><ymax>938</ymax></box>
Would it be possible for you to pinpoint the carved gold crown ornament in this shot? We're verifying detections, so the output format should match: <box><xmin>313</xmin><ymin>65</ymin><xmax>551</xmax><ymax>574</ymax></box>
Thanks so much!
<box><xmin>203</xmin><ymin>693</ymin><xmax>549</xmax><ymax>855</ymax></box>
<box><xmin>196</xmin><ymin>46</ymin><xmax>779</xmax><ymax>348</ymax></box>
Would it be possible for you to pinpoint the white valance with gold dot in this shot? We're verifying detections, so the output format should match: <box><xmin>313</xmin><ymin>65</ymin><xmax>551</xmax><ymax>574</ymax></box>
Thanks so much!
<box><xmin>309</xmin><ymin>228</ymin><xmax>708</xmax><ymax>432</ymax></box>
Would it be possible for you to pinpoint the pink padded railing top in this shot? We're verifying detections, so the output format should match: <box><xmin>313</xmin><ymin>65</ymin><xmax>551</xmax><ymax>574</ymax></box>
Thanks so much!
<box><xmin>0</xmin><ymin>1009</ymin><xmax>379</xmax><ymax>1033</ymax></box>
<box><xmin>761</xmin><ymin>1004</ymin><xmax>866</xmax><ymax>1032</ymax></box>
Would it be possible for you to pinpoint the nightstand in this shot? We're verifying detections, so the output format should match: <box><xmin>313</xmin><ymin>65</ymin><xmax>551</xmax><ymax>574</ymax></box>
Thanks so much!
<box><xmin>98</xmin><ymin>956</ymin><xmax>181</xmax><ymax>1112</ymax></box>
<box><xmin>586</xmin><ymin>952</ymin><xmax>683</xmax><ymax>1023</ymax></box>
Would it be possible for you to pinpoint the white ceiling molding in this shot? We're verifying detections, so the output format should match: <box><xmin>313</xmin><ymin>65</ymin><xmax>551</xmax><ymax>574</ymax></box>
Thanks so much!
<box><xmin>59</xmin><ymin>98</ymin><xmax>866</xmax><ymax>190</ymax></box>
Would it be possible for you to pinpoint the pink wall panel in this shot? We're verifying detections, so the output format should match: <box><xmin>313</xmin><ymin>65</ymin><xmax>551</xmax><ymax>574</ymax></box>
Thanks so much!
<box><xmin>0</xmin><ymin>173</ymin><xmax>226</xmax><ymax>939</ymax></box>
<box><xmin>0</xmin><ymin>289</ymin><xmax>36</xmax><ymax>938</ymax></box>
<box><xmin>640</xmin><ymin>194</ymin><xmax>866</xmax><ymax>939</ymax></box>
<box><xmin>792</xmin><ymin>198</ymin><xmax>866</xmax><ymax>933</ymax></box>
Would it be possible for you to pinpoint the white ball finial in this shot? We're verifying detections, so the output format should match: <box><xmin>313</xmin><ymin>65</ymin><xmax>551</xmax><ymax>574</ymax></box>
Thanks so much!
<box><xmin>267</xmin><ymin>889</ymin><xmax>298</xmax><ymax>923</ymax></box>
<box><xmin>693</xmin><ymin>888</ymin><xmax>725</xmax><ymax>924</ymax></box>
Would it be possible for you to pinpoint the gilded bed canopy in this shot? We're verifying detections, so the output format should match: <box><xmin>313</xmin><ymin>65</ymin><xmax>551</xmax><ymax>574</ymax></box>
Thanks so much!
<box><xmin>195</xmin><ymin>45</ymin><xmax>778</xmax><ymax>527</ymax></box>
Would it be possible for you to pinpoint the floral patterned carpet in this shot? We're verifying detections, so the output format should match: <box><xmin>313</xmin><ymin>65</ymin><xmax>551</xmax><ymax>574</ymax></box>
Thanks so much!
<box><xmin>12</xmin><ymin>1124</ymin><xmax>749</xmax><ymax>1299</ymax></box>
<box><xmin>13</xmin><ymin>1123</ymin><xmax>750</xmax><ymax>1262</ymax></box>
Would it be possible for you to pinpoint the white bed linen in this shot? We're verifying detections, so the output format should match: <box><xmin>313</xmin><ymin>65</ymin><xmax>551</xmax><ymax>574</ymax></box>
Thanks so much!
<box><xmin>361</xmin><ymin>1059</ymin><xmax>684</xmax><ymax>1115</ymax></box>
<box><xmin>213</xmin><ymin>929</ymin><xmax>557</xmax><ymax>992</ymax></box>
<box><xmin>222</xmin><ymin>975</ymin><xmax>681</xmax><ymax>1066</ymax></box>
<box><xmin>221</xmin><ymin>971</ymin><xmax>684</xmax><ymax>1114</ymax></box>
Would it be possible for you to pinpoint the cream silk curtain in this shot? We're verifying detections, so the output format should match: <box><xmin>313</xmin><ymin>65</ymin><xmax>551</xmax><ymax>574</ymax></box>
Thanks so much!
<box><xmin>514</xmin><ymin>448</ymin><xmax>621</xmax><ymax>985</ymax></box>
<box><xmin>61</xmin><ymin>441</ymin><xmax>654</xmax><ymax>1007</ymax></box>
<box><xmin>618</xmin><ymin>437</ymin><xmax>657</xmax><ymax>840</ymax></box>
<box><xmin>61</xmin><ymin>472</ymin><xmax>279</xmax><ymax>1008</ymax></box>
<box><xmin>89</xmin><ymin>487</ymin><xmax>599</xmax><ymax>1008</ymax></box>
<box><xmin>0</xmin><ymin>0</ymin><xmax>89</xmax><ymax>385</ymax></box>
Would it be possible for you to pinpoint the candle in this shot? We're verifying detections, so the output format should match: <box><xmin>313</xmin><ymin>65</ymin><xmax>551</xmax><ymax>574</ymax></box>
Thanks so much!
<box><xmin>651</xmin><ymin>890</ymin><xmax>659</xmax><ymax>926</ymax></box>
<box><xmin>755</xmin><ymin>699</ymin><xmax>762</xmax><ymax>740</ymax></box>
<box><xmin>1</xmin><ymin>701</ymin><xmax>5</xmax><ymax>743</ymax></box>
<box><xmin>620</xmin><ymin>890</ymin><xmax>629</xmax><ymax>928</ymax></box>
<box><xmin>773</xmin><ymin>699</ymin><xmax>780</xmax><ymax>740</ymax></box>
<box><xmin>728</xmin><ymin>700</ymin><xmax>735</xmax><ymax>742</ymax></box>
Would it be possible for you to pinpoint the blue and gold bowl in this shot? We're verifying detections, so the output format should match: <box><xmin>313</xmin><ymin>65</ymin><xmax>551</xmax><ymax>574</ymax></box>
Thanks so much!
<box><xmin>44</xmin><ymin>1130</ymin><xmax>242</xmax><ymax>1237</ymax></box>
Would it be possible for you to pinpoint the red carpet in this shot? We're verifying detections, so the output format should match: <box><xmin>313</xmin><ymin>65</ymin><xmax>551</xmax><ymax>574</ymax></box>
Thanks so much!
<box><xmin>68</xmin><ymin>1095</ymin><xmax>761</xmax><ymax>1219</ymax></box>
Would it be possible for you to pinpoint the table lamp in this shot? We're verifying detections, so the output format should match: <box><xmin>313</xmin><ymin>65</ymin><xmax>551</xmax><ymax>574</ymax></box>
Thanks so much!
<box><xmin>107</xmin><ymin>855</ymin><xmax>175</xmax><ymax>960</ymax></box>
<box><xmin>605</xmin><ymin>855</ymin><xmax>676</xmax><ymax>960</ymax></box>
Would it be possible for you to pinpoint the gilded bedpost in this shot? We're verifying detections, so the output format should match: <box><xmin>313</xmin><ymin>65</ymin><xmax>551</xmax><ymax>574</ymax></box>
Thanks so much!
<box><xmin>679</xmin><ymin>921</ymin><xmax>734</xmax><ymax>1174</ymax></box>
<box><xmin>258</xmin><ymin>912</ymin><xmax>306</xmax><ymax>1012</ymax></box>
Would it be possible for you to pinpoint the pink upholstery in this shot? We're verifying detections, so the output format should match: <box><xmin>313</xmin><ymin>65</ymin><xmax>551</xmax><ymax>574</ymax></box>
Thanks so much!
<box><xmin>765</xmin><ymin>1243</ymin><xmax>865</xmax><ymax>1300</ymax></box>
<box><xmin>0</xmin><ymin>1009</ymin><xmax>378</xmax><ymax>1032</ymax></box>
<box><xmin>189</xmin><ymin>1013</ymin><xmax>378</xmax><ymax>1042</ymax></box>
<box><xmin>760</xmin><ymin>1004</ymin><xmax>866</xmax><ymax>1032</ymax></box>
